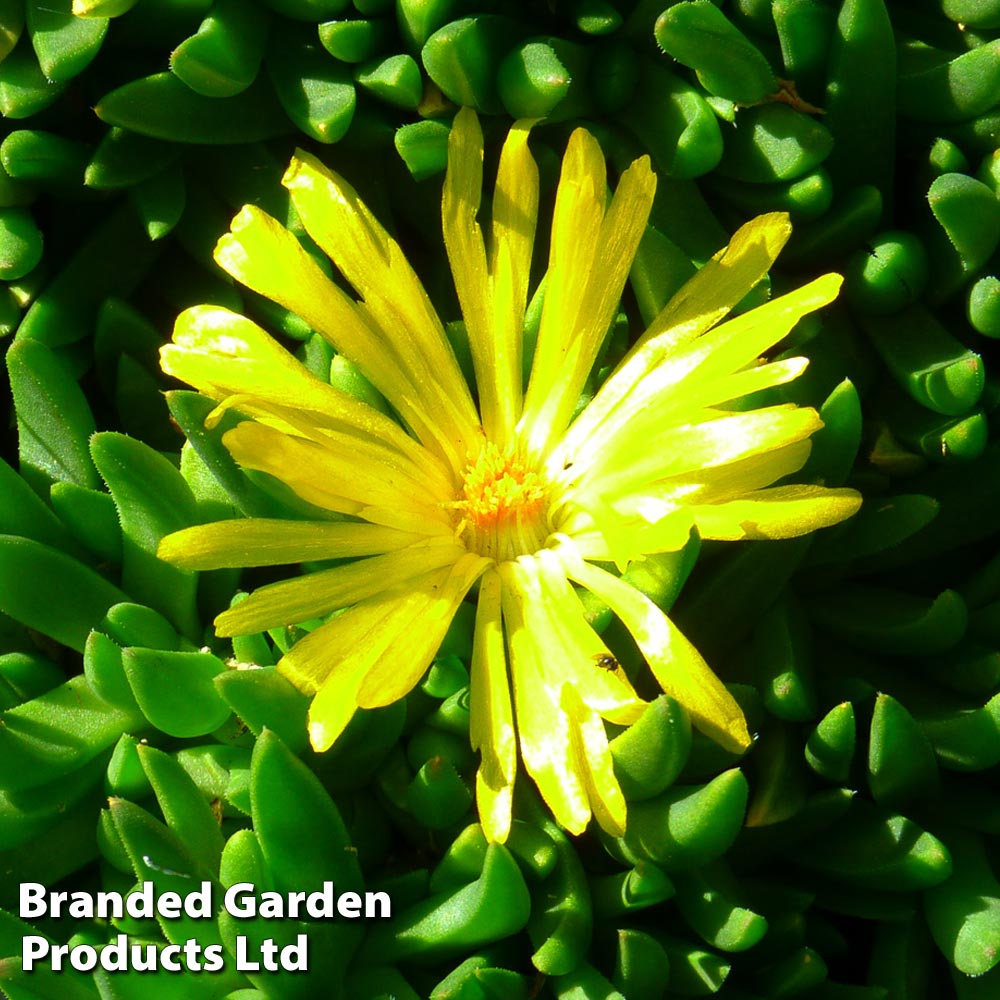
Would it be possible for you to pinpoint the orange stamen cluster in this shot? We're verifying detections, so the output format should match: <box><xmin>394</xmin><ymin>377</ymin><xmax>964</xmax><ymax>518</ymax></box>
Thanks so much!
<box><xmin>450</xmin><ymin>443</ymin><xmax>549</xmax><ymax>561</ymax></box>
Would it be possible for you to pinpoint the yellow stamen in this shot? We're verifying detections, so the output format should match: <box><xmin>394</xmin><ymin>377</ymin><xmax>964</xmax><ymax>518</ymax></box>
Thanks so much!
<box><xmin>448</xmin><ymin>442</ymin><xmax>549</xmax><ymax>562</ymax></box>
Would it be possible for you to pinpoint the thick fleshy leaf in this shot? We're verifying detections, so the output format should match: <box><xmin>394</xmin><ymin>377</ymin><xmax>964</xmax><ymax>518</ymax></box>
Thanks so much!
<box><xmin>250</xmin><ymin>728</ymin><xmax>364</xmax><ymax>893</ymax></box>
<box><xmin>7</xmin><ymin>338</ymin><xmax>100</xmax><ymax>496</ymax></box>
<box><xmin>91</xmin><ymin>432</ymin><xmax>201</xmax><ymax>638</ymax></box>
<box><xmin>0</xmin><ymin>536</ymin><xmax>127</xmax><ymax>652</ymax></box>
<box><xmin>122</xmin><ymin>647</ymin><xmax>231</xmax><ymax>738</ymax></box>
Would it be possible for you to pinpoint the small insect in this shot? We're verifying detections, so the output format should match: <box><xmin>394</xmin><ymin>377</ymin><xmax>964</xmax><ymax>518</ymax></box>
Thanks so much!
<box><xmin>592</xmin><ymin>653</ymin><xmax>620</xmax><ymax>672</ymax></box>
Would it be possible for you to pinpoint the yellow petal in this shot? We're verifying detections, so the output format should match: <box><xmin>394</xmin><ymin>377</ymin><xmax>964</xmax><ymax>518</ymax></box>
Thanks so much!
<box><xmin>562</xmin><ymin>554</ymin><xmax>751</xmax><ymax>754</ymax></box>
<box><xmin>658</xmin><ymin>438</ymin><xmax>815</xmax><ymax>505</ymax></box>
<box><xmin>556</xmin><ymin>359</ymin><xmax>810</xmax><ymax>482</ymax></box>
<box><xmin>489</xmin><ymin>118</ymin><xmax>538</xmax><ymax>437</ymax></box>
<box><xmin>308</xmin><ymin>579</ymin><xmax>435</xmax><ymax>742</ymax></box>
<box><xmin>575</xmin><ymin>488</ymin><xmax>648</xmax><ymax>572</ymax></box>
<box><xmin>521</xmin><ymin>139</ymin><xmax>656</xmax><ymax>460</ymax></box>
<box><xmin>222</xmin><ymin>421</ymin><xmax>452</xmax><ymax>529</ymax></box>
<box><xmin>527</xmin><ymin>128</ymin><xmax>606</xmax><ymax>395</ymax></box>
<box><xmin>690</xmin><ymin>485</ymin><xmax>862</xmax><ymax>541</ymax></box>
<box><xmin>164</xmin><ymin>304</ymin><xmax>359</xmax><ymax>419</ymax></box>
<box><xmin>308</xmin><ymin>669</ymin><xmax>364</xmax><ymax>753</ymax></box>
<box><xmin>568</xmin><ymin>509</ymin><xmax>695</xmax><ymax>561</ymax></box>
<box><xmin>158</xmin><ymin>519</ymin><xmax>426</xmax><ymax>570</ymax></box>
<box><xmin>212</xmin><ymin>208</ymin><xmax>413</xmax><ymax>404</ymax></box>
<box><xmin>469</xmin><ymin>568</ymin><xmax>516</xmax><ymax>844</ymax></box>
<box><xmin>558</xmin><ymin>273</ymin><xmax>839</xmax><ymax>466</ymax></box>
<box><xmin>352</xmin><ymin>505</ymin><xmax>454</xmax><ymax>537</ymax></box>
<box><xmin>500</xmin><ymin>559</ymin><xmax>591</xmax><ymax>834</ymax></box>
<box><xmin>688</xmin><ymin>357</ymin><xmax>811</xmax><ymax>410</ymax></box>
<box><xmin>356</xmin><ymin>552</ymin><xmax>490</xmax><ymax>707</ymax></box>
<box><xmin>283</xmin><ymin>150</ymin><xmax>481</xmax><ymax>470</ymax></box>
<box><xmin>669</xmin><ymin>274</ymin><xmax>842</xmax><ymax>386</ymax></box>
<box><xmin>443</xmin><ymin>109</ymin><xmax>538</xmax><ymax>445</ymax></box>
<box><xmin>223</xmin><ymin>396</ymin><xmax>452</xmax><ymax>506</ymax></box>
<box><xmin>214</xmin><ymin>540</ymin><xmax>467</xmax><ymax>636</ymax></box>
<box><xmin>164</xmin><ymin>304</ymin><xmax>449</xmax><ymax>490</ymax></box>
<box><xmin>214</xmin><ymin>204</ymin><xmax>476</xmax><ymax>473</ymax></box>
<box><xmin>577</xmin><ymin>405</ymin><xmax>824</xmax><ymax>499</ymax></box>
<box><xmin>293</xmin><ymin>584</ymin><xmax>441</xmax><ymax>748</ymax></box>
<box><xmin>533</xmin><ymin>549</ymin><xmax>646</xmax><ymax>725</ymax></box>
<box><xmin>637</xmin><ymin>210</ymin><xmax>793</xmax><ymax>354</ymax></box>
<box><xmin>469</xmin><ymin>570</ymin><xmax>514</xmax><ymax>762</ymax></box>
<box><xmin>476</xmin><ymin>771</ymin><xmax>515</xmax><ymax>846</ymax></box>
<box><xmin>562</xmin><ymin>683</ymin><xmax>627</xmax><ymax>837</ymax></box>
<box><xmin>442</xmin><ymin>110</ymin><xmax>492</xmax><ymax>412</ymax></box>
<box><xmin>280</xmin><ymin>578</ymin><xmax>433</xmax><ymax>696</ymax></box>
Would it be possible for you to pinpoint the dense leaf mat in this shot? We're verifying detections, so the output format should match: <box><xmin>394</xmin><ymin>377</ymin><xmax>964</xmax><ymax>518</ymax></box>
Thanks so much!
<box><xmin>3</xmin><ymin>0</ymin><xmax>1000</xmax><ymax>997</ymax></box>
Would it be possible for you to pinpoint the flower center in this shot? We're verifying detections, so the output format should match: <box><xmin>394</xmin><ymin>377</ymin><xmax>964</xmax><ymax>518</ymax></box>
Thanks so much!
<box><xmin>450</xmin><ymin>442</ymin><xmax>550</xmax><ymax>561</ymax></box>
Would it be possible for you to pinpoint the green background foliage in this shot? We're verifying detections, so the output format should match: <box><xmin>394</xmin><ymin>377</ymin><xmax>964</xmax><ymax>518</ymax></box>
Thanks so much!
<box><xmin>3</xmin><ymin>0</ymin><xmax>1000</xmax><ymax>996</ymax></box>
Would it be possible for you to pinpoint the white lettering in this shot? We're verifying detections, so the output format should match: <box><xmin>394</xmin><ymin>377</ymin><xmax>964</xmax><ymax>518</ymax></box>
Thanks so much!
<box><xmin>185</xmin><ymin>882</ymin><xmax>212</xmax><ymax>919</ymax></box>
<box><xmin>100</xmin><ymin>935</ymin><xmax>129</xmax><ymax>972</ymax></box>
<box><xmin>202</xmin><ymin>943</ymin><xmax>225</xmax><ymax>972</ymax></box>
<box><xmin>126</xmin><ymin>882</ymin><xmax>154</xmax><ymax>920</ymax></box>
<box><xmin>366</xmin><ymin>891</ymin><xmax>391</xmax><ymax>918</ymax></box>
<box><xmin>94</xmin><ymin>890</ymin><xmax>124</xmax><ymax>919</ymax></box>
<box><xmin>131</xmin><ymin>941</ymin><xmax>158</xmax><ymax>972</ymax></box>
<box><xmin>282</xmin><ymin>935</ymin><xmax>308</xmax><ymax>971</ymax></box>
<box><xmin>160</xmin><ymin>944</ymin><xmax>182</xmax><ymax>972</ymax></box>
<box><xmin>25</xmin><ymin>934</ymin><xmax>234</xmax><ymax>973</ymax></box>
<box><xmin>224</xmin><ymin>883</ymin><xmax>256</xmax><ymax>918</ymax></box>
<box><xmin>71</xmin><ymin>944</ymin><xmax>97</xmax><ymax>972</ymax></box>
<box><xmin>19</xmin><ymin>884</ymin><xmax>47</xmax><ymax>919</ymax></box>
<box><xmin>21</xmin><ymin>936</ymin><xmax>48</xmax><ymax>970</ymax></box>
<box><xmin>235</xmin><ymin>935</ymin><xmax>259</xmax><ymax>972</ymax></box>
<box><xmin>234</xmin><ymin>936</ymin><xmax>307</xmax><ymax>972</ymax></box>
<box><xmin>260</xmin><ymin>939</ymin><xmax>280</xmax><ymax>971</ymax></box>
<box><xmin>305</xmin><ymin>884</ymin><xmax>333</xmax><ymax>919</ymax></box>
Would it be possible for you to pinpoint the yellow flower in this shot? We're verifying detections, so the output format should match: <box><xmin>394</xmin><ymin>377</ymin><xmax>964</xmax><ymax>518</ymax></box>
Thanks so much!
<box><xmin>158</xmin><ymin>108</ymin><xmax>860</xmax><ymax>843</ymax></box>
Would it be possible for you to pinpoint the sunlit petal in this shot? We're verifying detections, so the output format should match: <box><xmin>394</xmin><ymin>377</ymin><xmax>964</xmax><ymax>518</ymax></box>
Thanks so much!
<box><xmin>215</xmin><ymin>540</ymin><xmax>467</xmax><ymax>636</ymax></box>
<box><xmin>283</xmin><ymin>149</ymin><xmax>481</xmax><ymax>471</ymax></box>
<box><xmin>563</xmin><ymin>683</ymin><xmax>627</xmax><ymax>837</ymax></box>
<box><xmin>689</xmin><ymin>484</ymin><xmax>863</xmax><ymax>541</ymax></box>
<box><xmin>158</xmin><ymin>519</ymin><xmax>427</xmax><ymax>570</ymax></box>
<box><xmin>470</xmin><ymin>569</ymin><xmax>516</xmax><ymax>844</ymax></box>
<box><xmin>500</xmin><ymin>559</ymin><xmax>591</xmax><ymax>834</ymax></box>
<box><xmin>562</xmin><ymin>552</ymin><xmax>752</xmax><ymax>754</ymax></box>
<box><xmin>521</xmin><ymin>138</ymin><xmax>656</xmax><ymax>461</ymax></box>
<box><xmin>356</xmin><ymin>552</ymin><xmax>490</xmax><ymax>707</ymax></box>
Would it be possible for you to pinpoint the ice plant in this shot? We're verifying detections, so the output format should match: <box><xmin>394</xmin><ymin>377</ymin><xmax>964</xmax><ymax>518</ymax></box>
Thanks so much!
<box><xmin>158</xmin><ymin>108</ymin><xmax>860</xmax><ymax>842</ymax></box>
